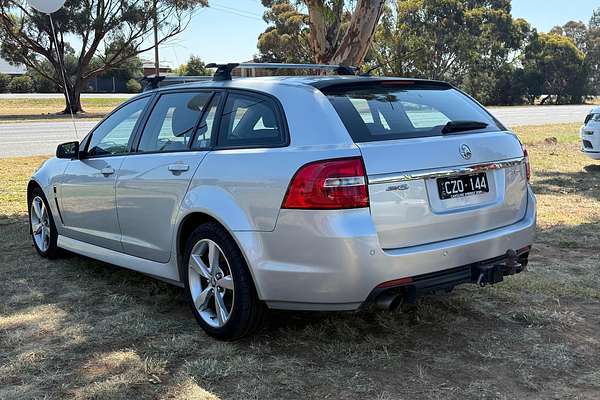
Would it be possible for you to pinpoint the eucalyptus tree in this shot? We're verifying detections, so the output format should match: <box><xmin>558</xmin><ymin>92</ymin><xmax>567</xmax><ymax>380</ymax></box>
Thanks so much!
<box><xmin>0</xmin><ymin>0</ymin><xmax>207</xmax><ymax>113</ymax></box>
<box><xmin>258</xmin><ymin>0</ymin><xmax>385</xmax><ymax>66</ymax></box>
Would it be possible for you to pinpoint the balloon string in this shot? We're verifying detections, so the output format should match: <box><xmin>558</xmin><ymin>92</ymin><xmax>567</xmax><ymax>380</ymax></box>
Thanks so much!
<box><xmin>48</xmin><ymin>13</ymin><xmax>79</xmax><ymax>141</ymax></box>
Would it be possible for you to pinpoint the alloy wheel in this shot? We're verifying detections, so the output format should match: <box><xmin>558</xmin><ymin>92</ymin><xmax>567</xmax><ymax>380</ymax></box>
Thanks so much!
<box><xmin>188</xmin><ymin>239</ymin><xmax>235</xmax><ymax>328</ymax></box>
<box><xmin>30</xmin><ymin>196</ymin><xmax>50</xmax><ymax>252</ymax></box>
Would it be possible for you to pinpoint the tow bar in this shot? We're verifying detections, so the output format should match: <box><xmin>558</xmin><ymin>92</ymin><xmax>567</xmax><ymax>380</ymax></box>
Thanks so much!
<box><xmin>474</xmin><ymin>249</ymin><xmax>522</xmax><ymax>287</ymax></box>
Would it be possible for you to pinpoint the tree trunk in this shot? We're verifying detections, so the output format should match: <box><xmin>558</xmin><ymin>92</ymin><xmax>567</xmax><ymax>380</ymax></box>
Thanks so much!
<box><xmin>329</xmin><ymin>0</ymin><xmax>386</xmax><ymax>66</ymax></box>
<box><xmin>62</xmin><ymin>82</ymin><xmax>84</xmax><ymax>114</ymax></box>
<box><xmin>305</xmin><ymin>0</ymin><xmax>343</xmax><ymax>64</ymax></box>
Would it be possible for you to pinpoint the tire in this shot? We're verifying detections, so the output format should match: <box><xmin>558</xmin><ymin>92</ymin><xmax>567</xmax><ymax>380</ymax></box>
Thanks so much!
<box><xmin>28</xmin><ymin>186</ymin><xmax>60</xmax><ymax>259</ymax></box>
<box><xmin>182</xmin><ymin>222</ymin><xmax>267</xmax><ymax>340</ymax></box>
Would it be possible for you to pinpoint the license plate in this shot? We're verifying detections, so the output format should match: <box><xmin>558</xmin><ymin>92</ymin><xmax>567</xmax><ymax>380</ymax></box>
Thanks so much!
<box><xmin>437</xmin><ymin>172</ymin><xmax>489</xmax><ymax>200</ymax></box>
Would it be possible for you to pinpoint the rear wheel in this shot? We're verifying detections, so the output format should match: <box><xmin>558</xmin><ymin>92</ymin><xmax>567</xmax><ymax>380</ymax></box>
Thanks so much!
<box><xmin>28</xmin><ymin>187</ymin><xmax>60</xmax><ymax>259</ymax></box>
<box><xmin>182</xmin><ymin>222</ymin><xmax>266</xmax><ymax>340</ymax></box>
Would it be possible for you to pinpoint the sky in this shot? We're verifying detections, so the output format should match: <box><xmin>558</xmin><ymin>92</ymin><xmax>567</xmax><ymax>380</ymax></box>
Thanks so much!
<box><xmin>159</xmin><ymin>0</ymin><xmax>600</xmax><ymax>67</ymax></box>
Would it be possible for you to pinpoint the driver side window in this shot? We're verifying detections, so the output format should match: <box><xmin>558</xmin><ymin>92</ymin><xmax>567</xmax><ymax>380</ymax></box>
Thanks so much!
<box><xmin>87</xmin><ymin>97</ymin><xmax>149</xmax><ymax>157</ymax></box>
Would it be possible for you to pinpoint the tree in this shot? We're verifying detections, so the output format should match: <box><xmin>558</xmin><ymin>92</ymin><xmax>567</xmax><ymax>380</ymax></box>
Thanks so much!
<box><xmin>177</xmin><ymin>55</ymin><xmax>210</xmax><ymax>76</ymax></box>
<box><xmin>0</xmin><ymin>72</ymin><xmax>10</xmax><ymax>93</ymax></box>
<box><xmin>551</xmin><ymin>20</ymin><xmax>588</xmax><ymax>51</ymax></box>
<box><xmin>126</xmin><ymin>78</ymin><xmax>142</xmax><ymax>93</ymax></box>
<box><xmin>257</xmin><ymin>1</ymin><xmax>312</xmax><ymax>63</ymax></box>
<box><xmin>370</xmin><ymin>0</ymin><xmax>532</xmax><ymax>104</ymax></box>
<box><xmin>588</xmin><ymin>8</ymin><xmax>600</xmax><ymax>95</ymax></box>
<box><xmin>8</xmin><ymin>74</ymin><xmax>33</xmax><ymax>93</ymax></box>
<box><xmin>522</xmin><ymin>33</ymin><xmax>587</xmax><ymax>104</ymax></box>
<box><xmin>258</xmin><ymin>0</ymin><xmax>385</xmax><ymax>66</ymax></box>
<box><xmin>0</xmin><ymin>0</ymin><xmax>207</xmax><ymax>114</ymax></box>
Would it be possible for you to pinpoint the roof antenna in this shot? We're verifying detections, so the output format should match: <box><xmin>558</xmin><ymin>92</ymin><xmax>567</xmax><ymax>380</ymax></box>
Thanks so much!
<box><xmin>206</xmin><ymin>63</ymin><xmax>239</xmax><ymax>81</ymax></box>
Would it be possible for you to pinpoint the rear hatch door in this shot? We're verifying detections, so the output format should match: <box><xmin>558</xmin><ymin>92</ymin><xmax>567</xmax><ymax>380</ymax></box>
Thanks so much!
<box><xmin>321</xmin><ymin>80</ymin><xmax>528</xmax><ymax>249</ymax></box>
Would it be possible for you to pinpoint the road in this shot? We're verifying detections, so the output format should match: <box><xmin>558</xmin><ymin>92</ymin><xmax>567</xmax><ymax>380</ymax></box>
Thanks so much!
<box><xmin>0</xmin><ymin>105</ymin><xmax>593</xmax><ymax>158</ymax></box>
<box><xmin>488</xmin><ymin>104</ymin><xmax>591</xmax><ymax>127</ymax></box>
<box><xmin>0</xmin><ymin>120</ymin><xmax>98</xmax><ymax>157</ymax></box>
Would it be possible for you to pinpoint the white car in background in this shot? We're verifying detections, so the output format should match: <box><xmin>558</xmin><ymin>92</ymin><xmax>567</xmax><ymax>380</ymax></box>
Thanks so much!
<box><xmin>581</xmin><ymin>106</ymin><xmax>600</xmax><ymax>159</ymax></box>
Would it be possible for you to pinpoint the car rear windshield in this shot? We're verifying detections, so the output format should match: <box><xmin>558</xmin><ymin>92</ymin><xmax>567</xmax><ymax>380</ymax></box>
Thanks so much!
<box><xmin>322</xmin><ymin>81</ymin><xmax>502</xmax><ymax>142</ymax></box>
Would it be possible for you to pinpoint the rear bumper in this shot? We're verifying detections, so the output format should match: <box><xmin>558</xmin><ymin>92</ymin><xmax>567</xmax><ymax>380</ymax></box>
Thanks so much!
<box><xmin>234</xmin><ymin>188</ymin><xmax>536</xmax><ymax>311</ymax></box>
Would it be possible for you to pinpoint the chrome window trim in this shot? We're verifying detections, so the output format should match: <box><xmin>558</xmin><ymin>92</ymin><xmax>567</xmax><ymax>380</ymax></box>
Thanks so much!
<box><xmin>368</xmin><ymin>157</ymin><xmax>525</xmax><ymax>184</ymax></box>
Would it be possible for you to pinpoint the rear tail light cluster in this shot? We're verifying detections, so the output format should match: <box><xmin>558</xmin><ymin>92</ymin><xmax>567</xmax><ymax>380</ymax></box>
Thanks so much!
<box><xmin>522</xmin><ymin>146</ymin><xmax>531</xmax><ymax>182</ymax></box>
<box><xmin>282</xmin><ymin>157</ymin><xmax>369</xmax><ymax>209</ymax></box>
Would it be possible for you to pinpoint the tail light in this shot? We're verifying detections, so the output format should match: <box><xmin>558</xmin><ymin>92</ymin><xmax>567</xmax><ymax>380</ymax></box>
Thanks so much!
<box><xmin>282</xmin><ymin>157</ymin><xmax>369</xmax><ymax>209</ymax></box>
<box><xmin>523</xmin><ymin>145</ymin><xmax>531</xmax><ymax>182</ymax></box>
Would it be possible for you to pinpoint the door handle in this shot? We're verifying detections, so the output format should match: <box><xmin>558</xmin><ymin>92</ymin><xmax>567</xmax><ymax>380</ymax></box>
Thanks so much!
<box><xmin>168</xmin><ymin>163</ymin><xmax>190</xmax><ymax>173</ymax></box>
<box><xmin>101</xmin><ymin>167</ymin><xmax>115</xmax><ymax>176</ymax></box>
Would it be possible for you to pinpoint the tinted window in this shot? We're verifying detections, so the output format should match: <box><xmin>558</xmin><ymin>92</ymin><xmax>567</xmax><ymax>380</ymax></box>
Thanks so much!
<box><xmin>87</xmin><ymin>97</ymin><xmax>149</xmax><ymax>156</ymax></box>
<box><xmin>217</xmin><ymin>93</ymin><xmax>285</xmax><ymax>148</ymax></box>
<box><xmin>192</xmin><ymin>93</ymin><xmax>223</xmax><ymax>149</ymax></box>
<box><xmin>138</xmin><ymin>92</ymin><xmax>211</xmax><ymax>152</ymax></box>
<box><xmin>324</xmin><ymin>83</ymin><xmax>500</xmax><ymax>142</ymax></box>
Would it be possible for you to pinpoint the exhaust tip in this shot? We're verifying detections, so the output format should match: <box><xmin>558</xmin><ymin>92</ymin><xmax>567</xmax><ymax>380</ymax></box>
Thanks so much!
<box><xmin>375</xmin><ymin>291</ymin><xmax>402</xmax><ymax>311</ymax></box>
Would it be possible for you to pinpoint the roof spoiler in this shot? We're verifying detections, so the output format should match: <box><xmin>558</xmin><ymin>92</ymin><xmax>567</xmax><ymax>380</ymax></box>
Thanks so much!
<box><xmin>205</xmin><ymin>62</ymin><xmax>358</xmax><ymax>81</ymax></box>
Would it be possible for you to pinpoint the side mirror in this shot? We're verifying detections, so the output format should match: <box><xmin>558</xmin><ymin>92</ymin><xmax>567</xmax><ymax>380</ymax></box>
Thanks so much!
<box><xmin>56</xmin><ymin>141</ymin><xmax>79</xmax><ymax>159</ymax></box>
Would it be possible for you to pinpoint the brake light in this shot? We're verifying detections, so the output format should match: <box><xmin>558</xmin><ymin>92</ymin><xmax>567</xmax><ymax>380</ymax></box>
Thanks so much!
<box><xmin>523</xmin><ymin>146</ymin><xmax>531</xmax><ymax>182</ymax></box>
<box><xmin>282</xmin><ymin>157</ymin><xmax>369</xmax><ymax>209</ymax></box>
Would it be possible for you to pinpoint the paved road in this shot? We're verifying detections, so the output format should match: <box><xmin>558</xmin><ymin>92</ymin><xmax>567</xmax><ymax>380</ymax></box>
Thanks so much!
<box><xmin>0</xmin><ymin>105</ymin><xmax>593</xmax><ymax>158</ymax></box>
<box><xmin>489</xmin><ymin>105</ymin><xmax>591</xmax><ymax>126</ymax></box>
<box><xmin>0</xmin><ymin>120</ymin><xmax>98</xmax><ymax>157</ymax></box>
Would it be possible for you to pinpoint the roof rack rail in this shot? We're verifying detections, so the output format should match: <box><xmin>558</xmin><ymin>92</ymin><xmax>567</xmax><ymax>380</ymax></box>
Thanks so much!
<box><xmin>206</xmin><ymin>62</ymin><xmax>358</xmax><ymax>81</ymax></box>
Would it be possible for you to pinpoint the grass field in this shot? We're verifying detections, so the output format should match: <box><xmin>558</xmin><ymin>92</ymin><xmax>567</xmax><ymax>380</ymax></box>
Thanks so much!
<box><xmin>0</xmin><ymin>98</ymin><xmax>127</xmax><ymax>122</ymax></box>
<box><xmin>1</xmin><ymin>123</ymin><xmax>599</xmax><ymax>399</ymax></box>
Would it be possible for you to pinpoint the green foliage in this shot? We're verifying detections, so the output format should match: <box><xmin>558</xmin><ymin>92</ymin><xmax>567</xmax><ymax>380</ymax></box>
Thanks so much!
<box><xmin>7</xmin><ymin>75</ymin><xmax>34</xmax><ymax>93</ymax></box>
<box><xmin>587</xmin><ymin>8</ymin><xmax>600</xmax><ymax>95</ymax></box>
<box><xmin>0</xmin><ymin>72</ymin><xmax>10</xmax><ymax>93</ymax></box>
<box><xmin>125</xmin><ymin>78</ymin><xmax>142</xmax><ymax>93</ymax></box>
<box><xmin>370</xmin><ymin>0</ymin><xmax>533</xmax><ymax>105</ymax></box>
<box><xmin>177</xmin><ymin>55</ymin><xmax>210</xmax><ymax>76</ymax></box>
<box><xmin>256</xmin><ymin>1</ymin><xmax>312</xmax><ymax>63</ymax></box>
<box><xmin>523</xmin><ymin>33</ymin><xmax>588</xmax><ymax>104</ymax></box>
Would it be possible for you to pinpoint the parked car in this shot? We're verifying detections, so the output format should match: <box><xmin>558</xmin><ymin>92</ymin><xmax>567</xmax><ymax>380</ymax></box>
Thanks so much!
<box><xmin>28</xmin><ymin>68</ymin><xmax>536</xmax><ymax>340</ymax></box>
<box><xmin>581</xmin><ymin>106</ymin><xmax>600</xmax><ymax>160</ymax></box>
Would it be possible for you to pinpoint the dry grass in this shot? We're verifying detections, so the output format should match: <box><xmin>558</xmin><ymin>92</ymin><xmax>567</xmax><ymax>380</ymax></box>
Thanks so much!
<box><xmin>0</xmin><ymin>98</ymin><xmax>127</xmax><ymax>122</ymax></box>
<box><xmin>1</xmin><ymin>122</ymin><xmax>599</xmax><ymax>399</ymax></box>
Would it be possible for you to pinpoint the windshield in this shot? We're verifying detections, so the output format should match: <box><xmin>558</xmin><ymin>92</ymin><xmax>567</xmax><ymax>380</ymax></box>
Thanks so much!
<box><xmin>323</xmin><ymin>82</ymin><xmax>502</xmax><ymax>142</ymax></box>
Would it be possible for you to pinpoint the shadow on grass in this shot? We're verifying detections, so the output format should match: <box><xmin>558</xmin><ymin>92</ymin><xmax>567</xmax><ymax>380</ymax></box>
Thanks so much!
<box><xmin>532</xmin><ymin>163</ymin><xmax>600</xmax><ymax>201</ymax></box>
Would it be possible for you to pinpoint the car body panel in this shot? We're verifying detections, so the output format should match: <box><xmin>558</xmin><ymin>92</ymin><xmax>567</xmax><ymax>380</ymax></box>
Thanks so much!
<box><xmin>116</xmin><ymin>151</ymin><xmax>208</xmax><ymax>263</ymax></box>
<box><xmin>236</xmin><ymin>188</ymin><xmax>535</xmax><ymax>309</ymax></box>
<box><xmin>59</xmin><ymin>157</ymin><xmax>127</xmax><ymax>251</ymax></box>
<box><xmin>359</xmin><ymin>132</ymin><xmax>527</xmax><ymax>249</ymax></box>
<box><xmin>581</xmin><ymin>106</ymin><xmax>600</xmax><ymax>159</ymax></box>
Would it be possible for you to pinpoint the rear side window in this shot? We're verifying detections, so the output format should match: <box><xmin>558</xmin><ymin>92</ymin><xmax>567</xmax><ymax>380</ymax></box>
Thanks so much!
<box><xmin>324</xmin><ymin>82</ymin><xmax>501</xmax><ymax>142</ymax></box>
<box><xmin>138</xmin><ymin>92</ymin><xmax>211</xmax><ymax>152</ymax></box>
<box><xmin>217</xmin><ymin>93</ymin><xmax>286</xmax><ymax>148</ymax></box>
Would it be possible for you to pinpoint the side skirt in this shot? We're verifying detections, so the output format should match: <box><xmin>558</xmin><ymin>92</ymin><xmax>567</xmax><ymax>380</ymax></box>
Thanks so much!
<box><xmin>58</xmin><ymin>235</ymin><xmax>180</xmax><ymax>283</ymax></box>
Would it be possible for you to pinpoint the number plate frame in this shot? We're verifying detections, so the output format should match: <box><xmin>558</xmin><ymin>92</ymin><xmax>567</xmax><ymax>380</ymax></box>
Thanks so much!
<box><xmin>437</xmin><ymin>172</ymin><xmax>489</xmax><ymax>200</ymax></box>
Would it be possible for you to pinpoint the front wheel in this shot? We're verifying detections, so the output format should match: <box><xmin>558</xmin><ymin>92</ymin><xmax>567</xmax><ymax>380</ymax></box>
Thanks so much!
<box><xmin>28</xmin><ymin>187</ymin><xmax>60</xmax><ymax>259</ymax></box>
<box><xmin>182</xmin><ymin>222</ymin><xmax>267</xmax><ymax>340</ymax></box>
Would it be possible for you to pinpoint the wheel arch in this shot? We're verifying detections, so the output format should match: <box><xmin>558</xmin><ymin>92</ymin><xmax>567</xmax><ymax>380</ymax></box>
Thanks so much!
<box><xmin>175</xmin><ymin>211</ymin><xmax>264</xmax><ymax>299</ymax></box>
<box><xmin>27</xmin><ymin>179</ymin><xmax>43</xmax><ymax>203</ymax></box>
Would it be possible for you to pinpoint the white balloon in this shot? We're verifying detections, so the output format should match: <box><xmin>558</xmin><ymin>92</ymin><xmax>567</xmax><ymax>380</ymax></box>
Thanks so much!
<box><xmin>28</xmin><ymin>0</ymin><xmax>66</xmax><ymax>14</ymax></box>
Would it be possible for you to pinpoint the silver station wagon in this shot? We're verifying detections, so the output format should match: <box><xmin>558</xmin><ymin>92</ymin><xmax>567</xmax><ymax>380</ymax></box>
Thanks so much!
<box><xmin>28</xmin><ymin>64</ymin><xmax>536</xmax><ymax>340</ymax></box>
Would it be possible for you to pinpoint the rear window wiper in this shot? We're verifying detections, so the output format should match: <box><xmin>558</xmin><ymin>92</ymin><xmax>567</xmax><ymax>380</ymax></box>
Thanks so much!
<box><xmin>442</xmin><ymin>120</ymin><xmax>489</xmax><ymax>134</ymax></box>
